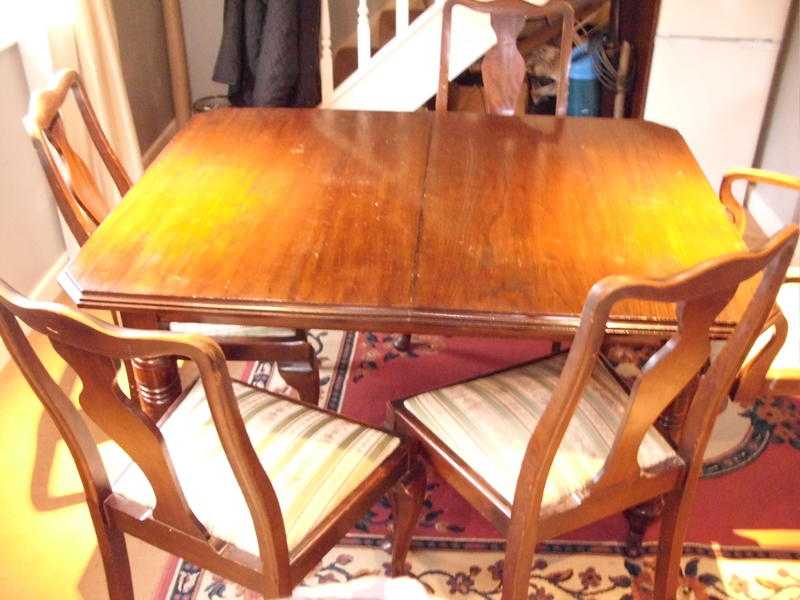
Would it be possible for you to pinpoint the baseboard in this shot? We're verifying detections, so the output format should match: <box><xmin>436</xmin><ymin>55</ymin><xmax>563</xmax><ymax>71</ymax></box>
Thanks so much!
<box><xmin>142</xmin><ymin>119</ymin><xmax>178</xmax><ymax>167</ymax></box>
<box><xmin>0</xmin><ymin>252</ymin><xmax>68</xmax><ymax>370</ymax></box>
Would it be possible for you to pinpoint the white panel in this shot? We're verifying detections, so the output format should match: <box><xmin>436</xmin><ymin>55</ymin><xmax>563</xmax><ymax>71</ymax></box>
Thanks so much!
<box><xmin>645</xmin><ymin>37</ymin><xmax>781</xmax><ymax>191</ymax></box>
<box><xmin>657</xmin><ymin>0</ymin><xmax>791</xmax><ymax>41</ymax></box>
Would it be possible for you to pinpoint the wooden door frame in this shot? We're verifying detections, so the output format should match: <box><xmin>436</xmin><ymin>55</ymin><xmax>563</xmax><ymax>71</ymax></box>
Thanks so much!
<box><xmin>162</xmin><ymin>0</ymin><xmax>193</xmax><ymax>127</ymax></box>
<box><xmin>615</xmin><ymin>0</ymin><xmax>662</xmax><ymax>118</ymax></box>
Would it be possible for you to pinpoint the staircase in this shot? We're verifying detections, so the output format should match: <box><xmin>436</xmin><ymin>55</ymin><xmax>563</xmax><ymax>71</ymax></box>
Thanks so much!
<box><xmin>320</xmin><ymin>0</ymin><xmax>605</xmax><ymax>113</ymax></box>
<box><xmin>320</xmin><ymin>0</ymin><xmax>501</xmax><ymax>111</ymax></box>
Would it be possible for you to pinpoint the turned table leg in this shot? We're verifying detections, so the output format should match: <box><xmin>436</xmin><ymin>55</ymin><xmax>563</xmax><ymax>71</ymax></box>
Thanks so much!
<box><xmin>657</xmin><ymin>370</ymin><xmax>702</xmax><ymax>446</ymax></box>
<box><xmin>626</xmin><ymin>362</ymin><xmax>701</xmax><ymax>556</ymax></box>
<box><xmin>120</xmin><ymin>312</ymin><xmax>182</xmax><ymax>421</ymax></box>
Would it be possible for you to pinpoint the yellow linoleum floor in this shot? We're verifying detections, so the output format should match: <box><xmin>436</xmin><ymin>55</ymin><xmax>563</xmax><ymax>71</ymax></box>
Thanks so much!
<box><xmin>0</xmin><ymin>320</ymin><xmax>168</xmax><ymax>599</ymax></box>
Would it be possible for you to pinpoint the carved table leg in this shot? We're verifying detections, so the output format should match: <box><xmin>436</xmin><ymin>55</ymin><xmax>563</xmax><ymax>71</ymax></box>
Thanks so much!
<box><xmin>120</xmin><ymin>312</ymin><xmax>182</xmax><ymax>421</ymax></box>
<box><xmin>623</xmin><ymin>496</ymin><xmax>665</xmax><ymax>557</ymax></box>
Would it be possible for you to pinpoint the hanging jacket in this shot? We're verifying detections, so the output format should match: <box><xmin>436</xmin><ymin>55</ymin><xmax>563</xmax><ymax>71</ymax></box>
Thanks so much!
<box><xmin>213</xmin><ymin>0</ymin><xmax>321</xmax><ymax>107</ymax></box>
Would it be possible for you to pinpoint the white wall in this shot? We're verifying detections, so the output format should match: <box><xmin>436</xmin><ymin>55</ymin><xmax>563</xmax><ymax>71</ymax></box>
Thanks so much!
<box><xmin>748</xmin><ymin>7</ymin><xmax>800</xmax><ymax>263</ymax></box>
<box><xmin>0</xmin><ymin>44</ymin><xmax>65</xmax><ymax>295</ymax></box>
<box><xmin>645</xmin><ymin>0</ymin><xmax>793</xmax><ymax>191</ymax></box>
<box><xmin>180</xmin><ymin>0</ymin><xmax>227</xmax><ymax>103</ymax></box>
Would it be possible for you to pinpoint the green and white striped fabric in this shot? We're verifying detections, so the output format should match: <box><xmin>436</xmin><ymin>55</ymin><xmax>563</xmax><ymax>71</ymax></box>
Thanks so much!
<box><xmin>114</xmin><ymin>381</ymin><xmax>399</xmax><ymax>556</ymax></box>
<box><xmin>168</xmin><ymin>321</ymin><xmax>296</xmax><ymax>338</ymax></box>
<box><xmin>403</xmin><ymin>354</ymin><xmax>679</xmax><ymax>512</ymax></box>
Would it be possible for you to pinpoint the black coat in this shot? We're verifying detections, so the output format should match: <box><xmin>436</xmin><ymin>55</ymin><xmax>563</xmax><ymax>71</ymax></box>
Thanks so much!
<box><xmin>213</xmin><ymin>0</ymin><xmax>321</xmax><ymax>107</ymax></box>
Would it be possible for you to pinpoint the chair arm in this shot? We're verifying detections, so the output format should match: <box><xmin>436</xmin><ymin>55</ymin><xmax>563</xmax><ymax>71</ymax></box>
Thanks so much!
<box><xmin>719</xmin><ymin>168</ymin><xmax>800</xmax><ymax>237</ymax></box>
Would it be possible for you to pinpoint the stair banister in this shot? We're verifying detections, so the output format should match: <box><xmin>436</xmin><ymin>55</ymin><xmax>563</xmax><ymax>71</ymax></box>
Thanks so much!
<box><xmin>357</xmin><ymin>0</ymin><xmax>372</xmax><ymax>68</ymax></box>
<box><xmin>396</xmin><ymin>0</ymin><xmax>410</xmax><ymax>34</ymax></box>
<box><xmin>320</xmin><ymin>0</ymin><xmax>334</xmax><ymax>102</ymax></box>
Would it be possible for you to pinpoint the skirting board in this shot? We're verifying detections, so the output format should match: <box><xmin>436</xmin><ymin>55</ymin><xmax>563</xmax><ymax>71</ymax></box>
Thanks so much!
<box><xmin>143</xmin><ymin>119</ymin><xmax>178</xmax><ymax>167</ymax></box>
<box><xmin>0</xmin><ymin>252</ymin><xmax>68</xmax><ymax>370</ymax></box>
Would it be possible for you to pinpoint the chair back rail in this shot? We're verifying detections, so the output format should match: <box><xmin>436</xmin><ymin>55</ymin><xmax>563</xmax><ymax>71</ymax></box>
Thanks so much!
<box><xmin>437</xmin><ymin>0</ymin><xmax>574</xmax><ymax>116</ymax></box>
<box><xmin>719</xmin><ymin>167</ymin><xmax>800</xmax><ymax>240</ymax></box>
<box><xmin>23</xmin><ymin>69</ymin><xmax>132</xmax><ymax>245</ymax></box>
<box><xmin>500</xmin><ymin>225</ymin><xmax>798</xmax><ymax>598</ymax></box>
<box><xmin>0</xmin><ymin>281</ymin><xmax>291</xmax><ymax>593</ymax></box>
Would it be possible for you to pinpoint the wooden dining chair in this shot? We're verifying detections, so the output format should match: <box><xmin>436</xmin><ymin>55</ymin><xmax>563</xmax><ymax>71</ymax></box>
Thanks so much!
<box><xmin>718</xmin><ymin>168</ymin><xmax>800</xmax><ymax>403</ymax></box>
<box><xmin>393</xmin><ymin>0</ymin><xmax>576</xmax><ymax>354</ymax></box>
<box><xmin>392</xmin><ymin>226</ymin><xmax>798</xmax><ymax>600</ymax></box>
<box><xmin>23</xmin><ymin>69</ymin><xmax>320</xmax><ymax>405</ymax></box>
<box><xmin>0</xmin><ymin>279</ymin><xmax>426</xmax><ymax>599</ymax></box>
<box><xmin>436</xmin><ymin>0</ymin><xmax>574</xmax><ymax>116</ymax></box>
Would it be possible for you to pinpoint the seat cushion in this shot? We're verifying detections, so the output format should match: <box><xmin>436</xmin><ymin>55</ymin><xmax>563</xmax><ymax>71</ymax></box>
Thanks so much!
<box><xmin>168</xmin><ymin>321</ymin><xmax>296</xmax><ymax>339</ymax></box>
<box><xmin>403</xmin><ymin>354</ymin><xmax>679</xmax><ymax>512</ymax></box>
<box><xmin>113</xmin><ymin>382</ymin><xmax>400</xmax><ymax>555</ymax></box>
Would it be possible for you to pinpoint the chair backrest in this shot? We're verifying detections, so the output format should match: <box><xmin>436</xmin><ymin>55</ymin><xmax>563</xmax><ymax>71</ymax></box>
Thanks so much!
<box><xmin>719</xmin><ymin>168</ymin><xmax>800</xmax><ymax>283</ymax></box>
<box><xmin>23</xmin><ymin>69</ymin><xmax>132</xmax><ymax>246</ymax></box>
<box><xmin>0</xmin><ymin>280</ymin><xmax>290</xmax><ymax>582</ymax></box>
<box><xmin>510</xmin><ymin>225</ymin><xmax>798</xmax><ymax>517</ymax></box>
<box><xmin>436</xmin><ymin>0</ymin><xmax>574</xmax><ymax>116</ymax></box>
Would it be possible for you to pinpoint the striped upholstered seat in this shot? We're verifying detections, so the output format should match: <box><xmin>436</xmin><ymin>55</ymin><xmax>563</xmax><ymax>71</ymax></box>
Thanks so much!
<box><xmin>403</xmin><ymin>354</ymin><xmax>680</xmax><ymax>512</ymax></box>
<box><xmin>114</xmin><ymin>381</ymin><xmax>399</xmax><ymax>555</ymax></box>
<box><xmin>168</xmin><ymin>322</ymin><xmax>295</xmax><ymax>338</ymax></box>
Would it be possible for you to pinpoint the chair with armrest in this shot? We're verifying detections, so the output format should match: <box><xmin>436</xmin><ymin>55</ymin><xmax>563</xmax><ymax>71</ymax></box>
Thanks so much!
<box><xmin>396</xmin><ymin>0</ymin><xmax>574</xmax><ymax>353</ymax></box>
<box><xmin>23</xmin><ymin>69</ymin><xmax>320</xmax><ymax>406</ymax></box>
<box><xmin>718</xmin><ymin>168</ymin><xmax>800</xmax><ymax>404</ymax></box>
<box><xmin>392</xmin><ymin>226</ymin><xmax>798</xmax><ymax>600</ymax></box>
<box><xmin>0</xmin><ymin>279</ymin><xmax>425</xmax><ymax>599</ymax></box>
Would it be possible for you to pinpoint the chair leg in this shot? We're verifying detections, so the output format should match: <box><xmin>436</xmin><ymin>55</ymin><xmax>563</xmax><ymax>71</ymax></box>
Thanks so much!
<box><xmin>389</xmin><ymin>459</ymin><xmax>426</xmax><ymax>576</ymax></box>
<box><xmin>277</xmin><ymin>359</ymin><xmax>320</xmax><ymax>405</ymax></box>
<box><xmin>654</xmin><ymin>487</ymin><xmax>691</xmax><ymax>600</ymax></box>
<box><xmin>623</xmin><ymin>496</ymin><xmax>665</xmax><ymax>557</ymax></box>
<box><xmin>276</xmin><ymin>336</ymin><xmax>319</xmax><ymax>405</ymax></box>
<box><xmin>90</xmin><ymin>505</ymin><xmax>134</xmax><ymax>600</ymax></box>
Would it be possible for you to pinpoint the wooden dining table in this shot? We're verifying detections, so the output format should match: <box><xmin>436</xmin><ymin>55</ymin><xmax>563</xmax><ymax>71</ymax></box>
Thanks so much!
<box><xmin>59</xmin><ymin>107</ymin><xmax>752</xmax><ymax>418</ymax></box>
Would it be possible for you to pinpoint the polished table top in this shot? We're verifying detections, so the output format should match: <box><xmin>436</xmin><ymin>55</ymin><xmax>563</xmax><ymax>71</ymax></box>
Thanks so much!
<box><xmin>61</xmin><ymin>108</ymin><xmax>751</xmax><ymax>338</ymax></box>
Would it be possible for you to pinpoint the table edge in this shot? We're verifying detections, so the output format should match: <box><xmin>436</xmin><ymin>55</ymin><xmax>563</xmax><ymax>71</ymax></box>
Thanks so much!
<box><xmin>60</xmin><ymin>271</ymin><xmax>737</xmax><ymax>341</ymax></box>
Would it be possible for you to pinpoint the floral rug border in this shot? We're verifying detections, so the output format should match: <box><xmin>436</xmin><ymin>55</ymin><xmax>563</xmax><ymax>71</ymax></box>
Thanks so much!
<box><xmin>336</xmin><ymin>534</ymin><xmax>800</xmax><ymax>561</ymax></box>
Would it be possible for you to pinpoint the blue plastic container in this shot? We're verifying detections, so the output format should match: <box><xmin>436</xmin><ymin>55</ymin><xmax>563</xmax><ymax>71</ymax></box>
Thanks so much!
<box><xmin>567</xmin><ymin>45</ymin><xmax>600</xmax><ymax>117</ymax></box>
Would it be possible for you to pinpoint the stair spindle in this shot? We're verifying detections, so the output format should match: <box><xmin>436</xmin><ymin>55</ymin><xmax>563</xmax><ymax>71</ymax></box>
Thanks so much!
<box><xmin>396</xmin><ymin>0</ymin><xmax>410</xmax><ymax>34</ymax></box>
<box><xmin>357</xmin><ymin>0</ymin><xmax>371</xmax><ymax>68</ymax></box>
<box><xmin>320</xmin><ymin>0</ymin><xmax>334</xmax><ymax>101</ymax></box>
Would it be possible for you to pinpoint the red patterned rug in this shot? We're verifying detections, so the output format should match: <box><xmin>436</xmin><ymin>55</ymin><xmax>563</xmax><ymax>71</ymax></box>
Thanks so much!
<box><xmin>157</xmin><ymin>332</ymin><xmax>800</xmax><ymax>599</ymax></box>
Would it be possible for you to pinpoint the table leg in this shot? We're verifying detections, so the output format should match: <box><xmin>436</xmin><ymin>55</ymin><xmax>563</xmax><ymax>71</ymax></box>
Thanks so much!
<box><xmin>657</xmin><ymin>371</ymin><xmax>701</xmax><ymax>446</ymax></box>
<box><xmin>603</xmin><ymin>340</ymin><xmax>697</xmax><ymax>446</ymax></box>
<box><xmin>623</xmin><ymin>496</ymin><xmax>665</xmax><ymax>557</ymax></box>
<box><xmin>120</xmin><ymin>312</ymin><xmax>182</xmax><ymax>421</ymax></box>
